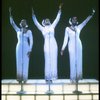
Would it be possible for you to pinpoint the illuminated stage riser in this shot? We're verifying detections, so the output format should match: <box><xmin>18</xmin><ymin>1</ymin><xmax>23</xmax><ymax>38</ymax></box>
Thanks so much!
<box><xmin>2</xmin><ymin>84</ymin><xmax>98</xmax><ymax>93</ymax></box>
<box><xmin>2</xmin><ymin>79</ymin><xmax>99</xmax><ymax>100</ymax></box>
<box><xmin>2</xmin><ymin>94</ymin><xmax>99</xmax><ymax>100</ymax></box>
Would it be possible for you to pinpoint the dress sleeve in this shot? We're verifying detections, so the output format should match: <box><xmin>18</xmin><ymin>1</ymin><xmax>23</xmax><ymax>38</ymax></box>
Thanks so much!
<box><xmin>61</xmin><ymin>27</ymin><xmax>69</xmax><ymax>51</ymax></box>
<box><xmin>78</xmin><ymin>15</ymin><xmax>93</xmax><ymax>31</ymax></box>
<box><xmin>52</xmin><ymin>10</ymin><xmax>61</xmax><ymax>28</ymax></box>
<box><xmin>28</xmin><ymin>30</ymin><xmax>33</xmax><ymax>52</ymax></box>
<box><xmin>32</xmin><ymin>15</ymin><xmax>43</xmax><ymax>31</ymax></box>
<box><xmin>10</xmin><ymin>16</ymin><xmax>20</xmax><ymax>32</ymax></box>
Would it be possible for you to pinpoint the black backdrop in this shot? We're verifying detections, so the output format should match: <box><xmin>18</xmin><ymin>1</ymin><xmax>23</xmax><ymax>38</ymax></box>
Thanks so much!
<box><xmin>2</xmin><ymin>0</ymin><xmax>99</xmax><ymax>80</ymax></box>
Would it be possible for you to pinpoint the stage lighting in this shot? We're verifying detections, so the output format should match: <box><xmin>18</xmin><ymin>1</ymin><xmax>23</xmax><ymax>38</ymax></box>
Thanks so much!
<box><xmin>36</xmin><ymin>84</ymin><xmax>48</xmax><ymax>93</ymax></box>
<box><xmin>79</xmin><ymin>95</ymin><xmax>92</xmax><ymax>100</ymax></box>
<box><xmin>2</xmin><ymin>95</ymin><xmax>6</xmax><ymax>100</ymax></box>
<box><xmin>36</xmin><ymin>96</ymin><xmax>49</xmax><ymax>100</ymax></box>
<box><xmin>50</xmin><ymin>95</ymin><xmax>63</xmax><ymax>100</ymax></box>
<box><xmin>22</xmin><ymin>95</ymin><xmax>35</xmax><ymax>100</ymax></box>
<box><xmin>9</xmin><ymin>85</ymin><xmax>21</xmax><ymax>92</ymax></box>
<box><xmin>65</xmin><ymin>95</ymin><xmax>78</xmax><ymax>100</ymax></box>
<box><xmin>51</xmin><ymin>85</ymin><xmax>62</xmax><ymax>93</ymax></box>
<box><xmin>90</xmin><ymin>84</ymin><xmax>99</xmax><ymax>93</ymax></box>
<box><xmin>93</xmin><ymin>95</ymin><xmax>99</xmax><ymax>99</ymax></box>
<box><xmin>7</xmin><ymin>96</ymin><xmax>20</xmax><ymax>100</ymax></box>
<box><xmin>23</xmin><ymin>84</ymin><xmax>35</xmax><ymax>92</ymax></box>
<box><xmin>2</xmin><ymin>85</ymin><xmax>8</xmax><ymax>93</ymax></box>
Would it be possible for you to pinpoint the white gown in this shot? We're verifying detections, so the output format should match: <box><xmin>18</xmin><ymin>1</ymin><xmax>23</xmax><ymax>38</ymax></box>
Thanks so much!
<box><xmin>61</xmin><ymin>15</ymin><xmax>93</xmax><ymax>81</ymax></box>
<box><xmin>10</xmin><ymin>17</ymin><xmax>33</xmax><ymax>81</ymax></box>
<box><xmin>32</xmin><ymin>10</ymin><xmax>61</xmax><ymax>80</ymax></box>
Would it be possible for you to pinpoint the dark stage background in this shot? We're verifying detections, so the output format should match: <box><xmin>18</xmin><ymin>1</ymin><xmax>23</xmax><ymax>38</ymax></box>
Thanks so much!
<box><xmin>2</xmin><ymin>0</ymin><xmax>99</xmax><ymax>80</ymax></box>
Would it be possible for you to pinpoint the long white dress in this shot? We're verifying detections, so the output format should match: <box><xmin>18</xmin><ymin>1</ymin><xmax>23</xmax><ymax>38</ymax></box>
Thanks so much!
<box><xmin>32</xmin><ymin>10</ymin><xmax>61</xmax><ymax>80</ymax></box>
<box><xmin>10</xmin><ymin>17</ymin><xmax>33</xmax><ymax>81</ymax></box>
<box><xmin>61</xmin><ymin>15</ymin><xmax>93</xmax><ymax>81</ymax></box>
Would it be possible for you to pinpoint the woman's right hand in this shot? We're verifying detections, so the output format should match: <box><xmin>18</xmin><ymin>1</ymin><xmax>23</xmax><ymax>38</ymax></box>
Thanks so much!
<box><xmin>32</xmin><ymin>8</ymin><xmax>34</xmax><ymax>16</ymax></box>
<box><xmin>9</xmin><ymin>7</ymin><xmax>12</xmax><ymax>16</ymax></box>
<box><xmin>59</xmin><ymin>3</ymin><xmax>63</xmax><ymax>10</ymax></box>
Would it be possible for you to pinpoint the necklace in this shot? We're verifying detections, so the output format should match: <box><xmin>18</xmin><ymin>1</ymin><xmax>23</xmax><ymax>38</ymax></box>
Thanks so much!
<box><xmin>69</xmin><ymin>26</ymin><xmax>76</xmax><ymax>32</ymax></box>
<box><xmin>21</xmin><ymin>28</ymin><xmax>28</xmax><ymax>34</ymax></box>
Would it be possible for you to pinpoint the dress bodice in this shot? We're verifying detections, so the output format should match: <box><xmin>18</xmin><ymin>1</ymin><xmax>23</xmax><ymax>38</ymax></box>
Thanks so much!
<box><xmin>42</xmin><ymin>26</ymin><xmax>55</xmax><ymax>39</ymax></box>
<box><xmin>17</xmin><ymin>31</ymin><xmax>29</xmax><ymax>44</ymax></box>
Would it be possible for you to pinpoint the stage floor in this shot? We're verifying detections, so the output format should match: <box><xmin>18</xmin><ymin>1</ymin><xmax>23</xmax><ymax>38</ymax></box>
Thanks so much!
<box><xmin>2</xmin><ymin>79</ymin><xmax>99</xmax><ymax>84</ymax></box>
<box><xmin>2</xmin><ymin>79</ymin><xmax>99</xmax><ymax>100</ymax></box>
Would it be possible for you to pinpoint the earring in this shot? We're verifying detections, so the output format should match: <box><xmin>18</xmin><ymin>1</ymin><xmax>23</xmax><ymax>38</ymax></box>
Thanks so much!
<box><xmin>69</xmin><ymin>18</ymin><xmax>72</xmax><ymax>25</ymax></box>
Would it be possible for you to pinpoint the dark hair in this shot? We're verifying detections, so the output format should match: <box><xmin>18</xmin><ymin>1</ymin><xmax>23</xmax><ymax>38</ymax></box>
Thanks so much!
<box><xmin>19</xmin><ymin>19</ymin><xmax>28</xmax><ymax>28</ymax></box>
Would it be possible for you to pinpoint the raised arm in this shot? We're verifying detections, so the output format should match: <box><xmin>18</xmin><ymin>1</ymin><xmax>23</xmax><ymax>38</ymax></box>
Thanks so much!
<box><xmin>9</xmin><ymin>7</ymin><xmax>20</xmax><ymax>32</ymax></box>
<box><xmin>78</xmin><ymin>9</ymin><xmax>95</xmax><ymax>31</ymax></box>
<box><xmin>52</xmin><ymin>3</ymin><xmax>63</xmax><ymax>28</ymax></box>
<box><xmin>61</xmin><ymin>27</ymin><xmax>69</xmax><ymax>55</ymax></box>
<box><xmin>32</xmin><ymin>8</ymin><xmax>43</xmax><ymax>31</ymax></box>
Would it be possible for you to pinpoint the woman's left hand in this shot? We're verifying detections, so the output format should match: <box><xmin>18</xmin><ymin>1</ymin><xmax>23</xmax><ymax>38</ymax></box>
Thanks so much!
<box><xmin>59</xmin><ymin>3</ymin><xmax>63</xmax><ymax>10</ymax></box>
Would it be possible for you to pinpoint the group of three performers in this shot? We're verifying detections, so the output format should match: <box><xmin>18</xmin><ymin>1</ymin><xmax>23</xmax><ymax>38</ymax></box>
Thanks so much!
<box><xmin>9</xmin><ymin>4</ymin><xmax>95</xmax><ymax>84</ymax></box>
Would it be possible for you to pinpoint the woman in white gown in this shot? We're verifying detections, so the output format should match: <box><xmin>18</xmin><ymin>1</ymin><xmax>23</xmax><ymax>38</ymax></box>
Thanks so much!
<box><xmin>61</xmin><ymin>9</ymin><xmax>95</xmax><ymax>83</ymax></box>
<box><xmin>9</xmin><ymin>8</ymin><xmax>33</xmax><ymax>83</ymax></box>
<box><xmin>32</xmin><ymin>4</ymin><xmax>62</xmax><ymax>82</ymax></box>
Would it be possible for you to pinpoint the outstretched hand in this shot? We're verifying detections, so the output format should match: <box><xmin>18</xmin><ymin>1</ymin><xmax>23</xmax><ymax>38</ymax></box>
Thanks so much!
<box><xmin>32</xmin><ymin>7</ymin><xmax>35</xmax><ymax>16</ymax></box>
<box><xmin>9</xmin><ymin>7</ymin><xmax>12</xmax><ymax>16</ymax></box>
<box><xmin>91</xmin><ymin>9</ymin><xmax>95</xmax><ymax>16</ymax></box>
<box><xmin>59</xmin><ymin>3</ymin><xmax>63</xmax><ymax>10</ymax></box>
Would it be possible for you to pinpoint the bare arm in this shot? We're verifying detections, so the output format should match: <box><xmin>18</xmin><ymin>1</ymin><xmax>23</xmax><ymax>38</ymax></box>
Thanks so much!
<box><xmin>52</xmin><ymin>3</ymin><xmax>63</xmax><ymax>28</ymax></box>
<box><xmin>9</xmin><ymin>7</ymin><xmax>20</xmax><ymax>32</ymax></box>
<box><xmin>28</xmin><ymin>30</ymin><xmax>33</xmax><ymax>52</ymax></box>
<box><xmin>27</xmin><ymin>30</ymin><xmax>33</xmax><ymax>57</ymax></box>
<box><xmin>32</xmin><ymin>8</ymin><xmax>43</xmax><ymax>31</ymax></box>
<box><xmin>61</xmin><ymin>27</ymin><xmax>68</xmax><ymax>55</ymax></box>
<box><xmin>78</xmin><ymin>9</ymin><xmax>95</xmax><ymax>31</ymax></box>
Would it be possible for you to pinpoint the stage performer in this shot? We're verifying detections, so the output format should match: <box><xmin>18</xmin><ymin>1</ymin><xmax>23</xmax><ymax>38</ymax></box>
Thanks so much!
<box><xmin>32</xmin><ymin>4</ymin><xmax>63</xmax><ymax>83</ymax></box>
<box><xmin>61</xmin><ymin>9</ymin><xmax>95</xmax><ymax>83</ymax></box>
<box><xmin>9</xmin><ymin>7</ymin><xmax>33</xmax><ymax>83</ymax></box>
